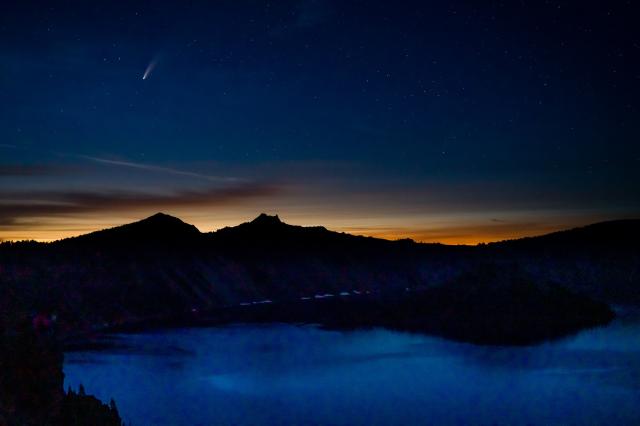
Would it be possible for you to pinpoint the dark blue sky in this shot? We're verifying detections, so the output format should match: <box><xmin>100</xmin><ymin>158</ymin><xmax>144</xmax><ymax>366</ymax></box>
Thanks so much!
<box><xmin>1</xmin><ymin>0</ymin><xmax>638</xmax><ymax>243</ymax></box>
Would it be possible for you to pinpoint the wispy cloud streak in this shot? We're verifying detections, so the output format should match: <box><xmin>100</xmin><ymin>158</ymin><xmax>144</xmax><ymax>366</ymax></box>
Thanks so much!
<box><xmin>0</xmin><ymin>183</ymin><xmax>279</xmax><ymax>228</ymax></box>
<box><xmin>1</xmin><ymin>144</ymin><xmax>241</xmax><ymax>183</ymax></box>
<box><xmin>79</xmin><ymin>155</ymin><xmax>242</xmax><ymax>182</ymax></box>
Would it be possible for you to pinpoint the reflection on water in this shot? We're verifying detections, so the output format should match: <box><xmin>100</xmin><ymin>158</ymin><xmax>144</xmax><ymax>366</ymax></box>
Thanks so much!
<box><xmin>64</xmin><ymin>321</ymin><xmax>640</xmax><ymax>425</ymax></box>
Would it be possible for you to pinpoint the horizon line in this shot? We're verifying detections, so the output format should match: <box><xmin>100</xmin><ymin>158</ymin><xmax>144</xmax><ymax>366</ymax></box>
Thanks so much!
<box><xmin>1</xmin><ymin>211</ymin><xmax>636</xmax><ymax>247</ymax></box>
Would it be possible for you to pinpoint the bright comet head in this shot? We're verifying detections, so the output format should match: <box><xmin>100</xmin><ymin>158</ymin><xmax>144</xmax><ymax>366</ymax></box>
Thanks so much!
<box><xmin>142</xmin><ymin>58</ymin><xmax>158</xmax><ymax>80</ymax></box>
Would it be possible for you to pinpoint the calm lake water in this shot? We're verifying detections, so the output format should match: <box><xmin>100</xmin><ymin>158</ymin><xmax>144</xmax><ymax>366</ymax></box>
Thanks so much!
<box><xmin>64</xmin><ymin>320</ymin><xmax>640</xmax><ymax>425</ymax></box>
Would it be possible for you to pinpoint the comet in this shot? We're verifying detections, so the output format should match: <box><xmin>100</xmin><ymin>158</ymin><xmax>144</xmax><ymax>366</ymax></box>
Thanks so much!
<box><xmin>142</xmin><ymin>58</ymin><xmax>158</xmax><ymax>80</ymax></box>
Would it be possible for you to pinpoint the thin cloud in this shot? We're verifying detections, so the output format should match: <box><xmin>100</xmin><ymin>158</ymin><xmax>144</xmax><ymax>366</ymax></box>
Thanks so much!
<box><xmin>1</xmin><ymin>143</ymin><xmax>241</xmax><ymax>183</ymax></box>
<box><xmin>79</xmin><ymin>155</ymin><xmax>242</xmax><ymax>183</ymax></box>
<box><xmin>0</xmin><ymin>183</ymin><xmax>279</xmax><ymax>229</ymax></box>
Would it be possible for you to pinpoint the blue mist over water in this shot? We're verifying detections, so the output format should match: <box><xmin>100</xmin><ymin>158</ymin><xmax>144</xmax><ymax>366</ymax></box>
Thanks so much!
<box><xmin>64</xmin><ymin>321</ymin><xmax>640</xmax><ymax>425</ymax></box>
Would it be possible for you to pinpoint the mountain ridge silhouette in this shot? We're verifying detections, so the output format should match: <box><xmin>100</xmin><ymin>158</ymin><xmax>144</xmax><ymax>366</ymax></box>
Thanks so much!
<box><xmin>50</xmin><ymin>212</ymin><xmax>640</xmax><ymax>248</ymax></box>
<box><xmin>1</xmin><ymin>212</ymin><xmax>637</xmax><ymax>345</ymax></box>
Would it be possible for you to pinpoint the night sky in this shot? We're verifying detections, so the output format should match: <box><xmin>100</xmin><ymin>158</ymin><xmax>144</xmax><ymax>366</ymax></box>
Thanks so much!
<box><xmin>1</xmin><ymin>0</ymin><xmax>638</xmax><ymax>243</ymax></box>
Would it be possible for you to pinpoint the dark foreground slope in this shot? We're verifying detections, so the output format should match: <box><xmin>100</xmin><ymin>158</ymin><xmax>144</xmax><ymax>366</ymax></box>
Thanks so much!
<box><xmin>487</xmin><ymin>220</ymin><xmax>640</xmax><ymax>305</ymax></box>
<box><xmin>0</xmin><ymin>214</ymin><xmax>636</xmax><ymax>345</ymax></box>
<box><xmin>0</xmin><ymin>328</ymin><xmax>122</xmax><ymax>425</ymax></box>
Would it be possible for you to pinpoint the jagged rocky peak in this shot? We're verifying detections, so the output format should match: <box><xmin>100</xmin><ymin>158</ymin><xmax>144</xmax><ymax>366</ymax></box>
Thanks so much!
<box><xmin>250</xmin><ymin>213</ymin><xmax>284</xmax><ymax>227</ymax></box>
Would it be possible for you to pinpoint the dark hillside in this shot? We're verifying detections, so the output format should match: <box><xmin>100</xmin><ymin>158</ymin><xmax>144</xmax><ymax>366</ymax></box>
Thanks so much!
<box><xmin>0</xmin><ymin>213</ymin><xmax>635</xmax><ymax>345</ymax></box>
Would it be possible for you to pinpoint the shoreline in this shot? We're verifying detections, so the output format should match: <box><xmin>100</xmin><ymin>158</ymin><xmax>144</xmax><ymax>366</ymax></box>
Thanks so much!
<box><xmin>62</xmin><ymin>293</ymin><xmax>616</xmax><ymax>350</ymax></box>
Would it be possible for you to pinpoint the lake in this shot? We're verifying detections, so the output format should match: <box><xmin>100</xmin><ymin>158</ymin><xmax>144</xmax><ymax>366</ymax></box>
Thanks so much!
<box><xmin>64</xmin><ymin>320</ymin><xmax>640</xmax><ymax>425</ymax></box>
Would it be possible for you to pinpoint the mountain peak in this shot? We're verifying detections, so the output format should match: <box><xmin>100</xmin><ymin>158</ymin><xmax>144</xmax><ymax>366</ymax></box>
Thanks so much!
<box><xmin>250</xmin><ymin>213</ymin><xmax>283</xmax><ymax>227</ymax></box>
<box><xmin>134</xmin><ymin>212</ymin><xmax>201</xmax><ymax>235</ymax></box>
<box><xmin>142</xmin><ymin>212</ymin><xmax>185</xmax><ymax>225</ymax></box>
<box><xmin>63</xmin><ymin>212</ymin><xmax>201</xmax><ymax>246</ymax></box>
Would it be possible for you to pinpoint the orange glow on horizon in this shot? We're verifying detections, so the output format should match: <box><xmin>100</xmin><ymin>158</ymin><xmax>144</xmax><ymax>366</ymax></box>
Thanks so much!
<box><xmin>340</xmin><ymin>224</ymin><xmax>568</xmax><ymax>245</ymax></box>
<box><xmin>0</xmin><ymin>211</ymin><xmax>599</xmax><ymax>246</ymax></box>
